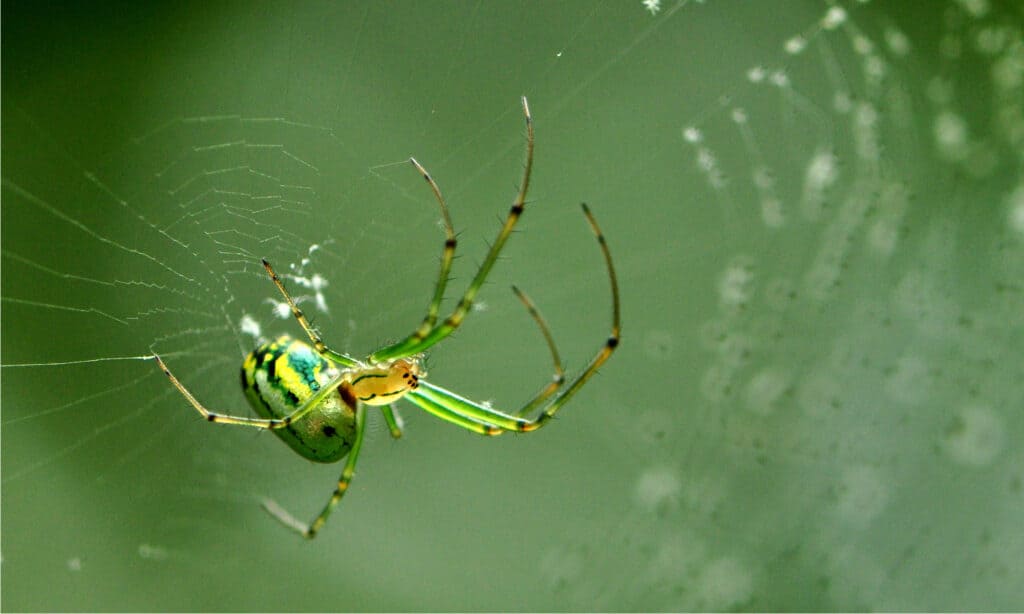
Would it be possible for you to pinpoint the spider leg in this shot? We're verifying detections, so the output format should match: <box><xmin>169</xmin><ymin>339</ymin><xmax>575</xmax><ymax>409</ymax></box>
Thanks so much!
<box><xmin>510</xmin><ymin>284</ymin><xmax>565</xmax><ymax>416</ymax></box>
<box><xmin>261</xmin><ymin>258</ymin><xmax>360</xmax><ymax>367</ymax></box>
<box><xmin>370</xmin><ymin>96</ymin><xmax>534</xmax><ymax>363</ymax></box>
<box><xmin>403</xmin><ymin>391</ymin><xmax>503</xmax><ymax>435</ymax></box>
<box><xmin>405</xmin><ymin>156</ymin><xmax>458</xmax><ymax>341</ymax></box>
<box><xmin>380</xmin><ymin>404</ymin><xmax>404</xmax><ymax>439</ymax></box>
<box><xmin>403</xmin><ymin>284</ymin><xmax>565</xmax><ymax>434</ymax></box>
<box><xmin>404</xmin><ymin>203</ymin><xmax>619</xmax><ymax>434</ymax></box>
<box><xmin>154</xmin><ymin>354</ymin><xmax>346</xmax><ymax>430</ymax></box>
<box><xmin>262</xmin><ymin>403</ymin><xmax>368</xmax><ymax>539</ymax></box>
<box><xmin>515</xmin><ymin>203</ymin><xmax>620</xmax><ymax>430</ymax></box>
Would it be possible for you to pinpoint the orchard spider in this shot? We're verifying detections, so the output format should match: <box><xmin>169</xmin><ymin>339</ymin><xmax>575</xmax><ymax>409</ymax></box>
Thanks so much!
<box><xmin>154</xmin><ymin>97</ymin><xmax>620</xmax><ymax>538</ymax></box>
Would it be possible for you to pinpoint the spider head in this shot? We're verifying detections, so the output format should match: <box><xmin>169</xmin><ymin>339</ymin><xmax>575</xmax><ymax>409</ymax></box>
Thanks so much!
<box><xmin>391</xmin><ymin>357</ymin><xmax>424</xmax><ymax>391</ymax></box>
<box><xmin>352</xmin><ymin>356</ymin><xmax>424</xmax><ymax>406</ymax></box>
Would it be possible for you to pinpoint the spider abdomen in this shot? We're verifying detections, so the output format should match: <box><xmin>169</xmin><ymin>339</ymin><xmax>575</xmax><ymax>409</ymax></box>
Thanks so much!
<box><xmin>241</xmin><ymin>335</ymin><xmax>356</xmax><ymax>463</ymax></box>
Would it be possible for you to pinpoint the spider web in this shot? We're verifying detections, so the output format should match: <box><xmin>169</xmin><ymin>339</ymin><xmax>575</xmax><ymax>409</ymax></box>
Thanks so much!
<box><xmin>3</xmin><ymin>1</ymin><xmax>1023</xmax><ymax>611</ymax></box>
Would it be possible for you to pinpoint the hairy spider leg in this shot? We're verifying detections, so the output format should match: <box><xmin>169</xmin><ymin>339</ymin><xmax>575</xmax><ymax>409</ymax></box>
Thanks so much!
<box><xmin>260</xmin><ymin>258</ymin><xmax>360</xmax><ymax>368</ymax></box>
<box><xmin>369</xmin><ymin>96</ymin><xmax>534</xmax><ymax>364</ymax></box>
<box><xmin>400</xmin><ymin>280</ymin><xmax>565</xmax><ymax>434</ymax></box>
<box><xmin>158</xmin><ymin>348</ymin><xmax>371</xmax><ymax>539</ymax></box>
<box><xmin>380</xmin><ymin>404</ymin><xmax>404</xmax><ymax>439</ymax></box>
<box><xmin>262</xmin><ymin>401</ymin><xmax>368</xmax><ymax>539</ymax></box>
<box><xmin>259</xmin><ymin>155</ymin><xmax>457</xmax><ymax>370</ymax></box>
<box><xmin>406</xmin><ymin>156</ymin><xmax>458</xmax><ymax>341</ymax></box>
<box><xmin>154</xmin><ymin>353</ymin><xmax>348</xmax><ymax>430</ymax></box>
<box><xmin>511</xmin><ymin>283</ymin><xmax>566</xmax><ymax>417</ymax></box>
<box><xmin>404</xmin><ymin>203</ymin><xmax>620</xmax><ymax>435</ymax></box>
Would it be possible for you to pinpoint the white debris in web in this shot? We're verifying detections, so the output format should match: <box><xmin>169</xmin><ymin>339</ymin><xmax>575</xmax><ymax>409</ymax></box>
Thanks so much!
<box><xmin>267</xmin><ymin>243</ymin><xmax>332</xmax><ymax>319</ymax></box>
<box><xmin>785</xmin><ymin>35</ymin><xmax>807</xmax><ymax>55</ymax></box>
<box><xmin>801</xmin><ymin>149</ymin><xmax>839</xmax><ymax>221</ymax></box>
<box><xmin>239</xmin><ymin>314</ymin><xmax>262</xmax><ymax>339</ymax></box>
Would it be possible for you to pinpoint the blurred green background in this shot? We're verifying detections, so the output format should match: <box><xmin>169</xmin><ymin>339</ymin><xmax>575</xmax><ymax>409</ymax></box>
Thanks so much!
<box><xmin>3</xmin><ymin>1</ymin><xmax>1023</xmax><ymax>611</ymax></box>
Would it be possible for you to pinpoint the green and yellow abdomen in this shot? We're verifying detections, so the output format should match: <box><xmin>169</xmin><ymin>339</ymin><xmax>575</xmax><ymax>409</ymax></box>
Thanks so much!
<box><xmin>241</xmin><ymin>335</ymin><xmax>356</xmax><ymax>463</ymax></box>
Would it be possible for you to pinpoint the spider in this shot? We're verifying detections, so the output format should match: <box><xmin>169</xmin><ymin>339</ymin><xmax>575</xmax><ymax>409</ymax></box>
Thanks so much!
<box><xmin>153</xmin><ymin>97</ymin><xmax>620</xmax><ymax>539</ymax></box>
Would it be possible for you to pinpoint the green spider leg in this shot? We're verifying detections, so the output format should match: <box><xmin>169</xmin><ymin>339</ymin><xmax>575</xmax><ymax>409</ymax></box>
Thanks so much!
<box><xmin>262</xmin><ymin>403</ymin><xmax>400</xmax><ymax>539</ymax></box>
<box><xmin>260</xmin><ymin>258</ymin><xmax>360</xmax><ymax>368</ymax></box>
<box><xmin>262</xmin><ymin>402</ymin><xmax>368</xmax><ymax>539</ymax></box>
<box><xmin>404</xmin><ymin>392</ymin><xmax>503</xmax><ymax>435</ymax></box>
<box><xmin>380</xmin><ymin>404</ymin><xmax>404</xmax><ymax>439</ymax></box>
<box><xmin>259</xmin><ymin>153</ymin><xmax>458</xmax><ymax>371</ymax></box>
<box><xmin>369</xmin><ymin>95</ymin><xmax>535</xmax><ymax>364</ymax></box>
<box><xmin>153</xmin><ymin>353</ymin><xmax>348</xmax><ymax>430</ymax></box>
<box><xmin>403</xmin><ymin>280</ymin><xmax>566</xmax><ymax>434</ymax></box>
<box><xmin>405</xmin><ymin>202</ymin><xmax>620</xmax><ymax>435</ymax></box>
<box><xmin>511</xmin><ymin>283</ymin><xmax>565</xmax><ymax>417</ymax></box>
<box><xmin>157</xmin><ymin>351</ymin><xmax>398</xmax><ymax>539</ymax></box>
<box><xmin>405</xmin><ymin>156</ymin><xmax>458</xmax><ymax>343</ymax></box>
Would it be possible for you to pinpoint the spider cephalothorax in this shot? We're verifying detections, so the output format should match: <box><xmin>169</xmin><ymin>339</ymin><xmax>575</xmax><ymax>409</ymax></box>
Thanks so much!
<box><xmin>346</xmin><ymin>356</ymin><xmax>423</xmax><ymax>405</ymax></box>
